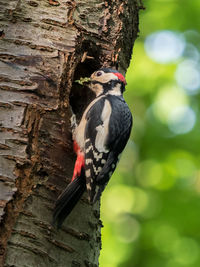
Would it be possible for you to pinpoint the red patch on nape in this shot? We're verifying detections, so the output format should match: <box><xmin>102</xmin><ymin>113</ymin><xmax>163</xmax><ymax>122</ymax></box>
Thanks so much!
<box><xmin>113</xmin><ymin>72</ymin><xmax>127</xmax><ymax>85</ymax></box>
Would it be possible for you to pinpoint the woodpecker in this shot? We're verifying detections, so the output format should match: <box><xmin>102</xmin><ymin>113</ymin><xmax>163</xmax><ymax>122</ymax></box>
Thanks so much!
<box><xmin>53</xmin><ymin>68</ymin><xmax>132</xmax><ymax>228</ymax></box>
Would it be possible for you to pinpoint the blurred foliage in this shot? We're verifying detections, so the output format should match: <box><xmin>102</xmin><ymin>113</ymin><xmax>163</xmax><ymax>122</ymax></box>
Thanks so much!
<box><xmin>100</xmin><ymin>0</ymin><xmax>200</xmax><ymax>267</ymax></box>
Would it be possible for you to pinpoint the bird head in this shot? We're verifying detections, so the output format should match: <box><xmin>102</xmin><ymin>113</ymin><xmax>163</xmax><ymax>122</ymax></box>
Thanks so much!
<box><xmin>90</xmin><ymin>68</ymin><xmax>127</xmax><ymax>96</ymax></box>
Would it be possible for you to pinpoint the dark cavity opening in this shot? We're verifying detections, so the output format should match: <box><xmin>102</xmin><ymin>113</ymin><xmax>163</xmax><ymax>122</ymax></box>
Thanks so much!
<box><xmin>70</xmin><ymin>42</ymin><xmax>101</xmax><ymax>122</ymax></box>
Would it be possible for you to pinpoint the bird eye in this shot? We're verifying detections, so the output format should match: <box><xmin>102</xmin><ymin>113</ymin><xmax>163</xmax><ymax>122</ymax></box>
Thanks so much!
<box><xmin>96</xmin><ymin>71</ymin><xmax>103</xmax><ymax>77</ymax></box>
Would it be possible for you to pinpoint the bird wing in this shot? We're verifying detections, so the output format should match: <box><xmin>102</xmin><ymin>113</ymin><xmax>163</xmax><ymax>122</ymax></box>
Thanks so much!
<box><xmin>84</xmin><ymin>95</ymin><xmax>132</xmax><ymax>203</ymax></box>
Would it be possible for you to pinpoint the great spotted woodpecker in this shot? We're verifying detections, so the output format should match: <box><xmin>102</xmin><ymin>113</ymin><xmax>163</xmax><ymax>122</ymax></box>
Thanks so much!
<box><xmin>53</xmin><ymin>68</ymin><xmax>132</xmax><ymax>228</ymax></box>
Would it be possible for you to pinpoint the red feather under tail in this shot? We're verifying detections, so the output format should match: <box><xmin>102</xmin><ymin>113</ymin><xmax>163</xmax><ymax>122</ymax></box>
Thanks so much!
<box><xmin>72</xmin><ymin>141</ymin><xmax>85</xmax><ymax>181</ymax></box>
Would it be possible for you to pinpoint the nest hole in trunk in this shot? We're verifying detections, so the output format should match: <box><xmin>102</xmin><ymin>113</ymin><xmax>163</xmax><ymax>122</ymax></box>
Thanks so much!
<box><xmin>69</xmin><ymin>42</ymin><xmax>102</xmax><ymax>122</ymax></box>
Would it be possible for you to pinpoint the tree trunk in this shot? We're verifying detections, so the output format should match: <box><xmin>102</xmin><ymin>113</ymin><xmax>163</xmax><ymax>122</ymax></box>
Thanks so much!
<box><xmin>0</xmin><ymin>0</ymin><xmax>139</xmax><ymax>266</ymax></box>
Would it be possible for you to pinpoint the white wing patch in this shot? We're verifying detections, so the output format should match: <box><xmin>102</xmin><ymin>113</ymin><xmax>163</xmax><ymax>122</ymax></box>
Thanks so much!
<box><xmin>101</xmin><ymin>159</ymin><xmax>106</xmax><ymax>164</ymax></box>
<box><xmin>85</xmin><ymin>144</ymin><xmax>93</xmax><ymax>153</ymax></box>
<box><xmin>95</xmin><ymin>99</ymin><xmax>111</xmax><ymax>153</ymax></box>
<box><xmin>93</xmin><ymin>165</ymin><xmax>102</xmax><ymax>175</ymax></box>
<box><xmin>85</xmin><ymin>158</ymin><xmax>93</xmax><ymax>164</ymax></box>
<box><xmin>74</xmin><ymin>95</ymin><xmax>104</xmax><ymax>150</ymax></box>
<box><xmin>93</xmin><ymin>151</ymin><xmax>103</xmax><ymax>161</ymax></box>
<box><xmin>85</xmin><ymin>144</ymin><xmax>103</xmax><ymax>161</ymax></box>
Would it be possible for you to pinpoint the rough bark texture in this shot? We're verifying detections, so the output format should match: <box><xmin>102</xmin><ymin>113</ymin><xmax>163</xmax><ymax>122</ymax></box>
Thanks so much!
<box><xmin>0</xmin><ymin>0</ymin><xmax>139</xmax><ymax>266</ymax></box>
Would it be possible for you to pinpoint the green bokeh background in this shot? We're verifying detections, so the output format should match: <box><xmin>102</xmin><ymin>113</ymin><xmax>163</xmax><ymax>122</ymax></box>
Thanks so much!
<box><xmin>100</xmin><ymin>1</ymin><xmax>200</xmax><ymax>266</ymax></box>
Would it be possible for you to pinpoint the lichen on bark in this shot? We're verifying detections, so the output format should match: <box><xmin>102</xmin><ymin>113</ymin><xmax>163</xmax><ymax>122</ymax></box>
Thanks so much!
<box><xmin>0</xmin><ymin>0</ymin><xmax>139</xmax><ymax>266</ymax></box>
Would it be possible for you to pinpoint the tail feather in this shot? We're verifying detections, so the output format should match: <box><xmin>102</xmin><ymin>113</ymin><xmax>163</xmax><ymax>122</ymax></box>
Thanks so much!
<box><xmin>52</xmin><ymin>171</ymin><xmax>86</xmax><ymax>229</ymax></box>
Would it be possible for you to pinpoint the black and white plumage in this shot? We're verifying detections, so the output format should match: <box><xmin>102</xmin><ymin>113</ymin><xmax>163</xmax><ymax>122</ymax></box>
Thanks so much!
<box><xmin>53</xmin><ymin>68</ymin><xmax>132</xmax><ymax>228</ymax></box>
<box><xmin>84</xmin><ymin>94</ymin><xmax>132</xmax><ymax>202</ymax></box>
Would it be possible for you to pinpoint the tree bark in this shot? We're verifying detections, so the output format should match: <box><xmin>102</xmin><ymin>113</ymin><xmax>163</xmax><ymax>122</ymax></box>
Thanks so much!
<box><xmin>0</xmin><ymin>0</ymin><xmax>139</xmax><ymax>266</ymax></box>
